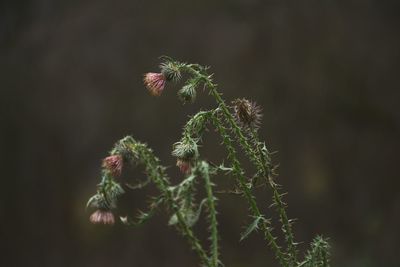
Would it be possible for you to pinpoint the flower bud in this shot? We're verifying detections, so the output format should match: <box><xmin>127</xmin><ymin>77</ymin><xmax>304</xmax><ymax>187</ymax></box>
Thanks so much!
<box><xmin>102</xmin><ymin>155</ymin><xmax>123</xmax><ymax>177</ymax></box>
<box><xmin>160</xmin><ymin>62</ymin><xmax>181</xmax><ymax>82</ymax></box>
<box><xmin>178</xmin><ymin>83</ymin><xmax>197</xmax><ymax>104</ymax></box>
<box><xmin>172</xmin><ymin>139</ymin><xmax>198</xmax><ymax>160</ymax></box>
<box><xmin>143</xmin><ymin>72</ymin><xmax>166</xmax><ymax>96</ymax></box>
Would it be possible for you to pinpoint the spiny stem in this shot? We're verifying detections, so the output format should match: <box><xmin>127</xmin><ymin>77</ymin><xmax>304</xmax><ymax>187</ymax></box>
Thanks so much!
<box><xmin>198</xmin><ymin>161</ymin><xmax>219</xmax><ymax>267</ymax></box>
<box><xmin>178</xmin><ymin>61</ymin><xmax>294</xmax><ymax>265</ymax></box>
<box><xmin>249</xmin><ymin>129</ymin><xmax>298</xmax><ymax>265</ymax></box>
<box><xmin>210</xmin><ymin>114</ymin><xmax>287</xmax><ymax>266</ymax></box>
<box><xmin>88</xmin><ymin>57</ymin><xmax>332</xmax><ymax>267</ymax></box>
<box><xmin>207</xmin><ymin>76</ymin><xmax>297</xmax><ymax>266</ymax></box>
<box><xmin>126</xmin><ymin>140</ymin><xmax>209</xmax><ymax>265</ymax></box>
<box><xmin>209</xmin><ymin>86</ymin><xmax>262</xmax><ymax>165</ymax></box>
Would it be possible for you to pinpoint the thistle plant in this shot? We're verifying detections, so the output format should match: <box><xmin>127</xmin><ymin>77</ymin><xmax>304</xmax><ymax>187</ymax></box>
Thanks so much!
<box><xmin>86</xmin><ymin>56</ymin><xmax>331</xmax><ymax>267</ymax></box>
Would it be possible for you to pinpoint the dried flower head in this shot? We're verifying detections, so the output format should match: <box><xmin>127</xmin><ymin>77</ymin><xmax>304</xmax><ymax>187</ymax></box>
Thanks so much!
<box><xmin>89</xmin><ymin>210</ymin><xmax>115</xmax><ymax>225</ymax></box>
<box><xmin>143</xmin><ymin>72</ymin><xmax>166</xmax><ymax>96</ymax></box>
<box><xmin>176</xmin><ymin>159</ymin><xmax>192</xmax><ymax>174</ymax></box>
<box><xmin>102</xmin><ymin>155</ymin><xmax>123</xmax><ymax>177</ymax></box>
<box><xmin>232</xmin><ymin>98</ymin><xmax>262</xmax><ymax>129</ymax></box>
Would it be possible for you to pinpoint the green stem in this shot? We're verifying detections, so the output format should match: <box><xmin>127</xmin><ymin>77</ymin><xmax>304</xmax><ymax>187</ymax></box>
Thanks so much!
<box><xmin>199</xmin><ymin>161</ymin><xmax>219</xmax><ymax>267</ymax></box>
<box><xmin>249</xmin><ymin>129</ymin><xmax>298</xmax><ymax>265</ymax></box>
<box><xmin>208</xmin><ymin>82</ymin><xmax>297</xmax><ymax>266</ymax></box>
<box><xmin>127</xmin><ymin>140</ymin><xmax>210</xmax><ymax>266</ymax></box>
<box><xmin>210</xmin><ymin>114</ymin><xmax>287</xmax><ymax>266</ymax></box>
<box><xmin>177</xmin><ymin>60</ymin><xmax>297</xmax><ymax>265</ymax></box>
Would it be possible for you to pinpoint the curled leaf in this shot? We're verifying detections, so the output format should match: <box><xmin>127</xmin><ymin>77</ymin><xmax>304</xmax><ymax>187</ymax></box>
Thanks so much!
<box><xmin>240</xmin><ymin>216</ymin><xmax>264</xmax><ymax>242</ymax></box>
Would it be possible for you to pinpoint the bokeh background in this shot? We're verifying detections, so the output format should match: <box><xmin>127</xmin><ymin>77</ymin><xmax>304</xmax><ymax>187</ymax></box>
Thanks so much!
<box><xmin>1</xmin><ymin>0</ymin><xmax>399</xmax><ymax>266</ymax></box>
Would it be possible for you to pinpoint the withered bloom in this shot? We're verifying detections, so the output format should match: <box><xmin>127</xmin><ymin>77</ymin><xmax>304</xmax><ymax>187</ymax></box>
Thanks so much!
<box><xmin>143</xmin><ymin>72</ymin><xmax>166</xmax><ymax>96</ymax></box>
<box><xmin>103</xmin><ymin>155</ymin><xmax>123</xmax><ymax>177</ymax></box>
<box><xmin>90</xmin><ymin>210</ymin><xmax>115</xmax><ymax>225</ymax></box>
<box><xmin>176</xmin><ymin>159</ymin><xmax>192</xmax><ymax>174</ymax></box>
<box><xmin>232</xmin><ymin>98</ymin><xmax>262</xmax><ymax>129</ymax></box>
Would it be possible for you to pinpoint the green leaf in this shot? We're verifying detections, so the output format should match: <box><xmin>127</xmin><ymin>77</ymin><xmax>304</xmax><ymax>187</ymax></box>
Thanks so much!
<box><xmin>300</xmin><ymin>235</ymin><xmax>331</xmax><ymax>267</ymax></box>
<box><xmin>169</xmin><ymin>199</ymin><xmax>207</xmax><ymax>227</ymax></box>
<box><xmin>186</xmin><ymin>198</ymin><xmax>207</xmax><ymax>227</ymax></box>
<box><xmin>168</xmin><ymin>213</ymin><xmax>178</xmax><ymax>226</ymax></box>
<box><xmin>86</xmin><ymin>193</ymin><xmax>108</xmax><ymax>209</ymax></box>
<box><xmin>86</xmin><ymin>194</ymin><xmax>100</xmax><ymax>209</ymax></box>
<box><xmin>217</xmin><ymin>163</ymin><xmax>233</xmax><ymax>173</ymax></box>
<box><xmin>240</xmin><ymin>216</ymin><xmax>264</xmax><ymax>242</ymax></box>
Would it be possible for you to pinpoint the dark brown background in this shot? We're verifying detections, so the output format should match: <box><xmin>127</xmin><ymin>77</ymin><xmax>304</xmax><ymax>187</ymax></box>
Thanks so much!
<box><xmin>1</xmin><ymin>0</ymin><xmax>399</xmax><ymax>266</ymax></box>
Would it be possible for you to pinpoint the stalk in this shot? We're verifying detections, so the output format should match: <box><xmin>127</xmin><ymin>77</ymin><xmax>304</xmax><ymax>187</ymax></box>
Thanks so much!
<box><xmin>210</xmin><ymin>114</ymin><xmax>287</xmax><ymax>266</ymax></box>
<box><xmin>126</xmin><ymin>140</ymin><xmax>210</xmax><ymax>265</ymax></box>
<box><xmin>198</xmin><ymin>161</ymin><xmax>219</xmax><ymax>267</ymax></box>
<box><xmin>187</xmin><ymin>65</ymin><xmax>298</xmax><ymax>265</ymax></box>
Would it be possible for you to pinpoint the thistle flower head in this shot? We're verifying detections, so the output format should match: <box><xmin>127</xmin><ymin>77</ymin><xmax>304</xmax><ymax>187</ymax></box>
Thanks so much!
<box><xmin>112</xmin><ymin>136</ymin><xmax>136</xmax><ymax>161</ymax></box>
<box><xmin>160</xmin><ymin>61</ymin><xmax>181</xmax><ymax>82</ymax></box>
<box><xmin>176</xmin><ymin>159</ymin><xmax>192</xmax><ymax>174</ymax></box>
<box><xmin>232</xmin><ymin>98</ymin><xmax>262</xmax><ymax>129</ymax></box>
<box><xmin>184</xmin><ymin>111</ymin><xmax>212</xmax><ymax>138</ymax></box>
<box><xmin>172</xmin><ymin>139</ymin><xmax>199</xmax><ymax>160</ymax></box>
<box><xmin>178</xmin><ymin>83</ymin><xmax>197</xmax><ymax>104</ymax></box>
<box><xmin>89</xmin><ymin>209</ymin><xmax>115</xmax><ymax>225</ymax></box>
<box><xmin>102</xmin><ymin>155</ymin><xmax>123</xmax><ymax>177</ymax></box>
<box><xmin>143</xmin><ymin>72</ymin><xmax>166</xmax><ymax>96</ymax></box>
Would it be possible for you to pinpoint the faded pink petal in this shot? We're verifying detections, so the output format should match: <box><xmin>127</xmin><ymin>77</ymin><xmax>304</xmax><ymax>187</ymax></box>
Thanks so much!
<box><xmin>102</xmin><ymin>155</ymin><xmax>123</xmax><ymax>177</ymax></box>
<box><xmin>90</xmin><ymin>210</ymin><xmax>115</xmax><ymax>225</ymax></box>
<box><xmin>176</xmin><ymin>159</ymin><xmax>192</xmax><ymax>174</ymax></box>
<box><xmin>143</xmin><ymin>72</ymin><xmax>166</xmax><ymax>96</ymax></box>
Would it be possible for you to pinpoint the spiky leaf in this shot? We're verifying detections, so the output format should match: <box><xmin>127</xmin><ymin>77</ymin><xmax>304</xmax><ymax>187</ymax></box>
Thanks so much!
<box><xmin>240</xmin><ymin>216</ymin><xmax>264</xmax><ymax>242</ymax></box>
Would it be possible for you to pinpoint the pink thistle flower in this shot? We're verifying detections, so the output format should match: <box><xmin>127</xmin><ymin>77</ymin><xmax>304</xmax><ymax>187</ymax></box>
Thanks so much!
<box><xmin>102</xmin><ymin>155</ymin><xmax>123</xmax><ymax>177</ymax></box>
<box><xmin>176</xmin><ymin>159</ymin><xmax>192</xmax><ymax>174</ymax></box>
<box><xmin>89</xmin><ymin>210</ymin><xmax>115</xmax><ymax>225</ymax></box>
<box><xmin>143</xmin><ymin>72</ymin><xmax>166</xmax><ymax>96</ymax></box>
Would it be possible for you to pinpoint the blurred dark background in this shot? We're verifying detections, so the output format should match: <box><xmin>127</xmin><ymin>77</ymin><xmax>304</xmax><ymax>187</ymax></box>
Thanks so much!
<box><xmin>1</xmin><ymin>0</ymin><xmax>399</xmax><ymax>266</ymax></box>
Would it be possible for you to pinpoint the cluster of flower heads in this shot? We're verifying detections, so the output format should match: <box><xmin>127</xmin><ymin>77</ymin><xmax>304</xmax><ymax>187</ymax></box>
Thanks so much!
<box><xmin>89</xmin><ymin>61</ymin><xmax>263</xmax><ymax>224</ymax></box>
<box><xmin>144</xmin><ymin>59</ymin><xmax>262</xmax><ymax>129</ymax></box>
<box><xmin>87</xmin><ymin>153</ymin><xmax>125</xmax><ymax>225</ymax></box>
<box><xmin>143</xmin><ymin>60</ymin><xmax>264</xmax><ymax>176</ymax></box>
<box><xmin>87</xmin><ymin>57</ymin><xmax>331</xmax><ymax>267</ymax></box>
<box><xmin>143</xmin><ymin>59</ymin><xmax>205</xmax><ymax>175</ymax></box>
<box><xmin>143</xmin><ymin>60</ymin><xmax>181</xmax><ymax>97</ymax></box>
<box><xmin>143</xmin><ymin>59</ymin><xmax>198</xmax><ymax>104</ymax></box>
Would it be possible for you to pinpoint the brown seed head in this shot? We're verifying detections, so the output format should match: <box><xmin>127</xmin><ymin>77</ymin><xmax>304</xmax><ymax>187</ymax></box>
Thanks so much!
<box><xmin>232</xmin><ymin>98</ymin><xmax>262</xmax><ymax>129</ymax></box>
